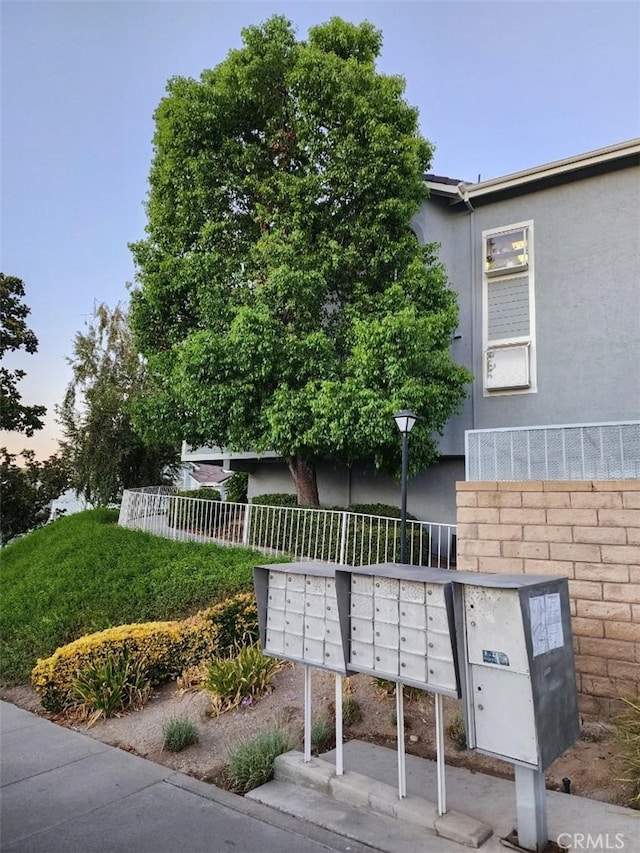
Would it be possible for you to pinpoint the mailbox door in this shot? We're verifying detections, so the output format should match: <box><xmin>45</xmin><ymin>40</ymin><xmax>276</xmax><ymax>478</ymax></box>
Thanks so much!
<box><xmin>464</xmin><ymin>587</ymin><xmax>530</xmax><ymax>674</ymax></box>
<box><xmin>351</xmin><ymin>617</ymin><xmax>373</xmax><ymax>644</ymax></box>
<box><xmin>266</xmin><ymin>629</ymin><xmax>285</xmax><ymax>655</ymax></box>
<box><xmin>304</xmin><ymin>638</ymin><xmax>324</xmax><ymax>664</ymax></box>
<box><xmin>400</xmin><ymin>601</ymin><xmax>427</xmax><ymax>629</ymax></box>
<box><xmin>400</xmin><ymin>652</ymin><xmax>426</xmax><ymax>682</ymax></box>
<box><xmin>470</xmin><ymin>665</ymin><xmax>538</xmax><ymax>766</ymax></box>
<box><xmin>284</xmin><ymin>633</ymin><xmax>304</xmax><ymax>657</ymax></box>
<box><xmin>351</xmin><ymin>639</ymin><xmax>374</xmax><ymax>669</ymax></box>
<box><xmin>400</xmin><ymin>579</ymin><xmax>426</xmax><ymax>603</ymax></box>
<box><xmin>284</xmin><ymin>611</ymin><xmax>304</xmax><ymax>634</ymax></box>
<box><xmin>427</xmin><ymin>656</ymin><xmax>459</xmax><ymax>694</ymax></box>
<box><xmin>373</xmin><ymin>645</ymin><xmax>400</xmax><ymax>676</ymax></box>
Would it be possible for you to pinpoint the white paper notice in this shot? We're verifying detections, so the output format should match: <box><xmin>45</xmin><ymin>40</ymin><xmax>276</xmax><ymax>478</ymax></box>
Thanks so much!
<box><xmin>530</xmin><ymin>593</ymin><xmax>564</xmax><ymax>657</ymax></box>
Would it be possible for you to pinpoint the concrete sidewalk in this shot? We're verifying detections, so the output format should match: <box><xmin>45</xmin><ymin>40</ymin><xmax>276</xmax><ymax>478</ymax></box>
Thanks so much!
<box><xmin>249</xmin><ymin>740</ymin><xmax>639</xmax><ymax>852</ymax></box>
<box><xmin>2</xmin><ymin>700</ymin><xmax>638</xmax><ymax>852</ymax></box>
<box><xmin>0</xmin><ymin>701</ymin><xmax>366</xmax><ymax>853</ymax></box>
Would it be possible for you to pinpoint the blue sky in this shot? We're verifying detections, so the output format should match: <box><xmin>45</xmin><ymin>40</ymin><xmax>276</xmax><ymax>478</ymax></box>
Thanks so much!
<box><xmin>2</xmin><ymin>0</ymin><xmax>639</xmax><ymax>460</ymax></box>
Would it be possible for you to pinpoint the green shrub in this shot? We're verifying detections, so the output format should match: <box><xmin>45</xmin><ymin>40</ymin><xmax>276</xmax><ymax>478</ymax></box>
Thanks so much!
<box><xmin>163</xmin><ymin>716</ymin><xmax>199</xmax><ymax>752</ymax></box>
<box><xmin>226</xmin><ymin>729</ymin><xmax>293</xmax><ymax>793</ymax></box>
<box><xmin>32</xmin><ymin>592</ymin><xmax>258</xmax><ymax>712</ymax></box>
<box><xmin>225</xmin><ymin>472</ymin><xmax>248</xmax><ymax>504</ymax></box>
<box><xmin>342</xmin><ymin>696</ymin><xmax>363</xmax><ymax>725</ymax></box>
<box><xmin>71</xmin><ymin>650</ymin><xmax>151</xmax><ymax>725</ymax></box>
<box><xmin>614</xmin><ymin>696</ymin><xmax>640</xmax><ymax>806</ymax></box>
<box><xmin>311</xmin><ymin>717</ymin><xmax>335</xmax><ymax>754</ymax></box>
<box><xmin>205</xmin><ymin>644</ymin><xmax>285</xmax><ymax>716</ymax></box>
<box><xmin>372</xmin><ymin>677</ymin><xmax>396</xmax><ymax>697</ymax></box>
<box><xmin>251</xmin><ymin>493</ymin><xmax>299</xmax><ymax>507</ymax></box>
<box><xmin>198</xmin><ymin>592</ymin><xmax>258</xmax><ymax>657</ymax></box>
<box><xmin>347</xmin><ymin>503</ymin><xmax>403</xmax><ymax>518</ymax></box>
<box><xmin>446</xmin><ymin>714</ymin><xmax>467</xmax><ymax>750</ymax></box>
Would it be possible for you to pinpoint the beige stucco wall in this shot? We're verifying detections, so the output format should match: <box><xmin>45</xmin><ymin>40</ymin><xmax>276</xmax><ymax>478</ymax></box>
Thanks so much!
<box><xmin>456</xmin><ymin>480</ymin><xmax>640</xmax><ymax>719</ymax></box>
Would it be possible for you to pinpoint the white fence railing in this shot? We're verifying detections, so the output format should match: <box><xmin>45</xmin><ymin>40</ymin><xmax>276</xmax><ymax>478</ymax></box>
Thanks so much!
<box><xmin>466</xmin><ymin>421</ymin><xmax>640</xmax><ymax>481</ymax></box>
<box><xmin>118</xmin><ymin>487</ymin><xmax>457</xmax><ymax>569</ymax></box>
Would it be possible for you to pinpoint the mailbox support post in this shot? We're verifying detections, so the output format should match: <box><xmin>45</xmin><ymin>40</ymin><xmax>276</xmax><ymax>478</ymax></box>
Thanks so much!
<box><xmin>435</xmin><ymin>693</ymin><xmax>447</xmax><ymax>815</ymax></box>
<box><xmin>395</xmin><ymin>684</ymin><xmax>406</xmax><ymax>798</ymax></box>
<box><xmin>304</xmin><ymin>665</ymin><xmax>312</xmax><ymax>762</ymax></box>
<box><xmin>514</xmin><ymin>765</ymin><xmax>547</xmax><ymax>852</ymax></box>
<box><xmin>335</xmin><ymin>674</ymin><xmax>344</xmax><ymax>775</ymax></box>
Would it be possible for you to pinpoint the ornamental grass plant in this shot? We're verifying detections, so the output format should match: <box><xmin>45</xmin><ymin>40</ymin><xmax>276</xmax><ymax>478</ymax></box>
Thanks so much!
<box><xmin>614</xmin><ymin>696</ymin><xmax>640</xmax><ymax>807</ymax></box>
<box><xmin>205</xmin><ymin>644</ymin><xmax>286</xmax><ymax>716</ymax></box>
<box><xmin>225</xmin><ymin>729</ymin><xmax>293</xmax><ymax>793</ymax></box>
<box><xmin>71</xmin><ymin>650</ymin><xmax>151</xmax><ymax>727</ymax></box>
<box><xmin>162</xmin><ymin>716</ymin><xmax>199</xmax><ymax>752</ymax></box>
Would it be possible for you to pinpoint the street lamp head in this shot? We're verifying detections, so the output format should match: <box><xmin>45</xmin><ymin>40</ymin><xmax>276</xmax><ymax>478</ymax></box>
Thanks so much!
<box><xmin>393</xmin><ymin>409</ymin><xmax>417</xmax><ymax>435</ymax></box>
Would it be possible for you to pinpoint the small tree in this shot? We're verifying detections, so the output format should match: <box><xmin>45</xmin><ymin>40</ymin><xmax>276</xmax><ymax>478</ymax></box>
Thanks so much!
<box><xmin>0</xmin><ymin>449</ymin><xmax>70</xmax><ymax>545</ymax></box>
<box><xmin>58</xmin><ymin>302</ymin><xmax>178</xmax><ymax>506</ymax></box>
<box><xmin>131</xmin><ymin>16</ymin><xmax>471</xmax><ymax>505</ymax></box>
<box><xmin>0</xmin><ymin>273</ymin><xmax>46</xmax><ymax>436</ymax></box>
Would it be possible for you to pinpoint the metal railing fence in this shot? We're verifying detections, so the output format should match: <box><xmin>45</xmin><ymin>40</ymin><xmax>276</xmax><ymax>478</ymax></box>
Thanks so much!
<box><xmin>466</xmin><ymin>421</ymin><xmax>640</xmax><ymax>481</ymax></box>
<box><xmin>118</xmin><ymin>487</ymin><xmax>457</xmax><ymax>569</ymax></box>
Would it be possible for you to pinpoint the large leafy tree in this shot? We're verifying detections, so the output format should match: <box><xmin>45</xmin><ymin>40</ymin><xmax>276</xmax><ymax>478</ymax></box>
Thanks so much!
<box><xmin>130</xmin><ymin>16</ymin><xmax>471</xmax><ymax>505</ymax></box>
<box><xmin>0</xmin><ymin>449</ymin><xmax>70</xmax><ymax>545</ymax></box>
<box><xmin>0</xmin><ymin>273</ymin><xmax>47</xmax><ymax>435</ymax></box>
<box><xmin>58</xmin><ymin>302</ymin><xmax>178</xmax><ymax>506</ymax></box>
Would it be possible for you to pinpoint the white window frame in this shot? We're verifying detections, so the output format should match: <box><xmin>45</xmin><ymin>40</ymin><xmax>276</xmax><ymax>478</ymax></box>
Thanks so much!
<box><xmin>482</xmin><ymin>220</ymin><xmax>536</xmax><ymax>396</ymax></box>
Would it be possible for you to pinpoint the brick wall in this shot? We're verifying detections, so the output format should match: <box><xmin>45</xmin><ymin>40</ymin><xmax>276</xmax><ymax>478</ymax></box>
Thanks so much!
<box><xmin>456</xmin><ymin>480</ymin><xmax>640</xmax><ymax>719</ymax></box>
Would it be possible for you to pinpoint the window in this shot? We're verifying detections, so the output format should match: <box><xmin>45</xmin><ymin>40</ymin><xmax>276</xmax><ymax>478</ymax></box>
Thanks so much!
<box><xmin>482</xmin><ymin>221</ymin><xmax>536</xmax><ymax>394</ymax></box>
<box><xmin>485</xmin><ymin>227</ymin><xmax>528</xmax><ymax>275</ymax></box>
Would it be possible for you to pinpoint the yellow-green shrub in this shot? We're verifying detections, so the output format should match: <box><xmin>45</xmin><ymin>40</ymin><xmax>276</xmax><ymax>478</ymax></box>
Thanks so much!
<box><xmin>31</xmin><ymin>592</ymin><xmax>258</xmax><ymax>712</ymax></box>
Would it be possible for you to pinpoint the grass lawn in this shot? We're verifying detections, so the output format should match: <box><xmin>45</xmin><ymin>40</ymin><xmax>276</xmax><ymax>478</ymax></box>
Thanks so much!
<box><xmin>0</xmin><ymin>508</ymin><xmax>271</xmax><ymax>683</ymax></box>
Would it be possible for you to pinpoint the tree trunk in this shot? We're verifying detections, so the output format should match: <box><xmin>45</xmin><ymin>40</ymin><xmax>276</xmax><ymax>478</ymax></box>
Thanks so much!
<box><xmin>286</xmin><ymin>456</ymin><xmax>320</xmax><ymax>507</ymax></box>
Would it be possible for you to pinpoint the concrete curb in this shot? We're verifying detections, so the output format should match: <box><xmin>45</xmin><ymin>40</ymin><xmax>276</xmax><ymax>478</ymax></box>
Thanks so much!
<box><xmin>274</xmin><ymin>751</ymin><xmax>493</xmax><ymax>848</ymax></box>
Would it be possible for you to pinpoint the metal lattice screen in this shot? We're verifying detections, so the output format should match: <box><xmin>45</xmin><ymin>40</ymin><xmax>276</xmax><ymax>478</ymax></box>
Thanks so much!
<box><xmin>465</xmin><ymin>421</ymin><xmax>640</xmax><ymax>481</ymax></box>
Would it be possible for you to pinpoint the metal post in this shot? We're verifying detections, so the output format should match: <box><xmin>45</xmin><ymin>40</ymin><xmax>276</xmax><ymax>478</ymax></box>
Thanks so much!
<box><xmin>335</xmin><ymin>674</ymin><xmax>344</xmax><ymax>775</ymax></box>
<box><xmin>400</xmin><ymin>430</ymin><xmax>408</xmax><ymax>565</ymax></box>
<box><xmin>242</xmin><ymin>502</ymin><xmax>252</xmax><ymax>547</ymax></box>
<box><xmin>304</xmin><ymin>665</ymin><xmax>312</xmax><ymax>763</ymax></box>
<box><xmin>339</xmin><ymin>510</ymin><xmax>348</xmax><ymax>565</ymax></box>
<box><xmin>396</xmin><ymin>683</ymin><xmax>406</xmax><ymax>798</ymax></box>
<box><xmin>514</xmin><ymin>765</ymin><xmax>548</xmax><ymax>851</ymax></box>
<box><xmin>435</xmin><ymin>693</ymin><xmax>447</xmax><ymax>815</ymax></box>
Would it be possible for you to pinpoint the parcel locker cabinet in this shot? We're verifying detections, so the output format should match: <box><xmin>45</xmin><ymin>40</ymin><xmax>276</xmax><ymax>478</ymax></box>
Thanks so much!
<box><xmin>452</xmin><ymin>572</ymin><xmax>579</xmax><ymax>771</ymax></box>
<box><xmin>336</xmin><ymin>563</ymin><xmax>461</xmax><ymax>697</ymax></box>
<box><xmin>253</xmin><ymin>562</ymin><xmax>351</xmax><ymax>674</ymax></box>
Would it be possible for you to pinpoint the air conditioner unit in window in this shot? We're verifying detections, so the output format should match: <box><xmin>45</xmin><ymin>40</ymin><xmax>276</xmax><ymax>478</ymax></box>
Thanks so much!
<box><xmin>486</xmin><ymin>344</ymin><xmax>530</xmax><ymax>390</ymax></box>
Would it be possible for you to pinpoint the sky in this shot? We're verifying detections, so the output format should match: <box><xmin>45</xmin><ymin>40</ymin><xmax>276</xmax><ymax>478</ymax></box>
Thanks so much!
<box><xmin>2</xmin><ymin>0</ymin><xmax>639</xmax><ymax>461</ymax></box>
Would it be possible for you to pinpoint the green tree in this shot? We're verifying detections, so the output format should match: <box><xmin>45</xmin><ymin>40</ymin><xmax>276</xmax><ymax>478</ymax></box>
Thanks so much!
<box><xmin>58</xmin><ymin>302</ymin><xmax>178</xmax><ymax>506</ymax></box>
<box><xmin>0</xmin><ymin>273</ymin><xmax>46</xmax><ymax>435</ymax></box>
<box><xmin>130</xmin><ymin>16</ymin><xmax>471</xmax><ymax>506</ymax></box>
<box><xmin>0</xmin><ymin>449</ymin><xmax>70</xmax><ymax>545</ymax></box>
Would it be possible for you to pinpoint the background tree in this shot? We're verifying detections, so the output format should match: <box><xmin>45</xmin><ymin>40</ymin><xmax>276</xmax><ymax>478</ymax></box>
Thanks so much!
<box><xmin>58</xmin><ymin>302</ymin><xmax>178</xmax><ymax>506</ymax></box>
<box><xmin>130</xmin><ymin>16</ymin><xmax>471</xmax><ymax>506</ymax></box>
<box><xmin>0</xmin><ymin>449</ymin><xmax>70</xmax><ymax>545</ymax></box>
<box><xmin>0</xmin><ymin>273</ymin><xmax>47</xmax><ymax>435</ymax></box>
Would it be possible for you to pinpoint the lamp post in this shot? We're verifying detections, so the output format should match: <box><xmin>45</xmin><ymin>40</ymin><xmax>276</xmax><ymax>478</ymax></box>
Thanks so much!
<box><xmin>393</xmin><ymin>409</ymin><xmax>417</xmax><ymax>564</ymax></box>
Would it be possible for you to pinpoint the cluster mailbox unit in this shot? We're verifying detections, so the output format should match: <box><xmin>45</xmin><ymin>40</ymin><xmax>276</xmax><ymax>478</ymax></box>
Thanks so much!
<box><xmin>451</xmin><ymin>571</ymin><xmax>580</xmax><ymax>851</ymax></box>
<box><xmin>335</xmin><ymin>563</ymin><xmax>460</xmax><ymax>698</ymax></box>
<box><xmin>254</xmin><ymin>561</ymin><xmax>350</xmax><ymax>674</ymax></box>
<box><xmin>451</xmin><ymin>572</ymin><xmax>579</xmax><ymax>770</ymax></box>
<box><xmin>254</xmin><ymin>560</ymin><xmax>579</xmax><ymax>850</ymax></box>
<box><xmin>336</xmin><ymin>562</ymin><xmax>460</xmax><ymax>808</ymax></box>
<box><xmin>253</xmin><ymin>560</ymin><xmax>352</xmax><ymax>773</ymax></box>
